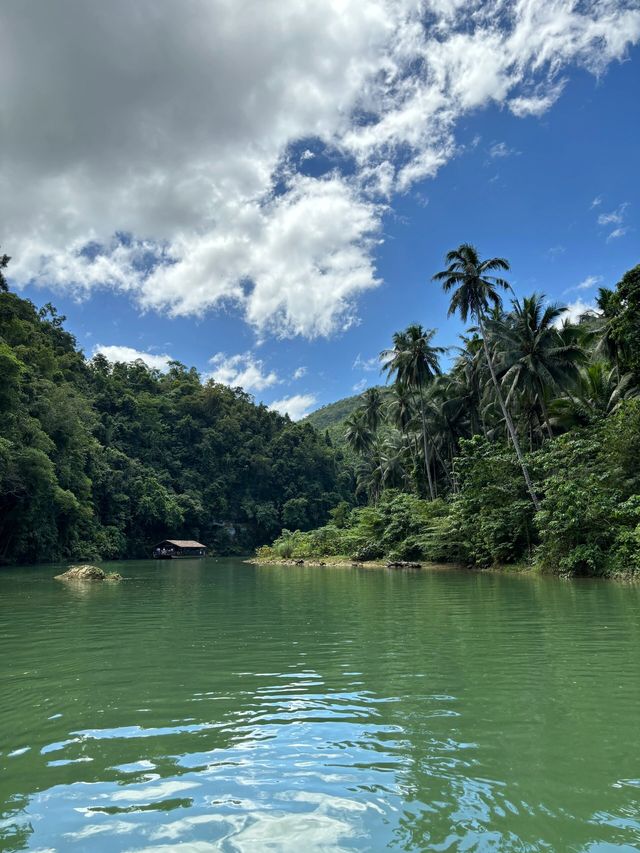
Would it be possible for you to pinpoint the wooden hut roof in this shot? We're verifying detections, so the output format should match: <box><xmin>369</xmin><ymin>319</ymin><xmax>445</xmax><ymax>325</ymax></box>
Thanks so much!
<box><xmin>157</xmin><ymin>539</ymin><xmax>206</xmax><ymax>549</ymax></box>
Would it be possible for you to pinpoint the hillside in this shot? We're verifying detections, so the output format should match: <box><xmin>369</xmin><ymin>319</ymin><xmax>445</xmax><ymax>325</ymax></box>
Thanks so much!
<box><xmin>304</xmin><ymin>387</ymin><xmax>391</xmax><ymax>451</ymax></box>
<box><xmin>303</xmin><ymin>393</ymin><xmax>364</xmax><ymax>430</ymax></box>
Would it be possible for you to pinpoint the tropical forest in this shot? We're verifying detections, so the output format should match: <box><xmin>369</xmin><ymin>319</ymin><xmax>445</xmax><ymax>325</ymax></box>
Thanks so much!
<box><xmin>262</xmin><ymin>246</ymin><xmax>640</xmax><ymax>577</ymax></box>
<box><xmin>2</xmin><ymin>246</ymin><xmax>639</xmax><ymax>577</ymax></box>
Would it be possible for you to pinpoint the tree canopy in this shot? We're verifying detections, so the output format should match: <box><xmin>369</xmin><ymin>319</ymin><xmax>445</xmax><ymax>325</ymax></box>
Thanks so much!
<box><xmin>0</xmin><ymin>282</ymin><xmax>351</xmax><ymax>564</ymax></box>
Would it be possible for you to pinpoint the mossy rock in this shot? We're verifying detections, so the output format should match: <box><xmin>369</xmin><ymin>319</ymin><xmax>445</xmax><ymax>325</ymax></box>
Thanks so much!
<box><xmin>55</xmin><ymin>565</ymin><xmax>122</xmax><ymax>581</ymax></box>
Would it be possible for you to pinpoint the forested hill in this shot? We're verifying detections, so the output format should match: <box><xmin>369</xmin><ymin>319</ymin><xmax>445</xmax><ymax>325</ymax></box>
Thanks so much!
<box><xmin>304</xmin><ymin>394</ymin><xmax>363</xmax><ymax>430</ymax></box>
<box><xmin>0</xmin><ymin>288</ymin><xmax>352</xmax><ymax>564</ymax></box>
<box><xmin>304</xmin><ymin>387</ymin><xmax>389</xmax><ymax>447</ymax></box>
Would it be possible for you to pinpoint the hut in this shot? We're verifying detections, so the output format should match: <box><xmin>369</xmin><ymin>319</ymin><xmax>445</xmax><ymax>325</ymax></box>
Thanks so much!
<box><xmin>152</xmin><ymin>539</ymin><xmax>207</xmax><ymax>559</ymax></box>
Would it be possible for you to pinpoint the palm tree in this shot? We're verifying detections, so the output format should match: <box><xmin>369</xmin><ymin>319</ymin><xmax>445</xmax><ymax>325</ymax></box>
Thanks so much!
<box><xmin>381</xmin><ymin>324</ymin><xmax>443</xmax><ymax>500</ymax></box>
<box><xmin>380</xmin><ymin>431</ymin><xmax>411</xmax><ymax>489</ymax></box>
<box><xmin>433</xmin><ymin>244</ymin><xmax>540</xmax><ymax>510</ymax></box>
<box><xmin>491</xmin><ymin>294</ymin><xmax>585</xmax><ymax>440</ymax></box>
<box><xmin>550</xmin><ymin>362</ymin><xmax>639</xmax><ymax>428</ymax></box>
<box><xmin>448</xmin><ymin>337</ymin><xmax>488</xmax><ymax>438</ymax></box>
<box><xmin>354</xmin><ymin>453</ymin><xmax>384</xmax><ymax>504</ymax></box>
<box><xmin>387</xmin><ymin>383</ymin><xmax>415</xmax><ymax>434</ymax></box>
<box><xmin>360</xmin><ymin>387</ymin><xmax>384</xmax><ymax>433</ymax></box>
<box><xmin>388</xmin><ymin>383</ymin><xmax>420</xmax><ymax>483</ymax></box>
<box><xmin>344</xmin><ymin>410</ymin><xmax>373</xmax><ymax>456</ymax></box>
<box><xmin>590</xmin><ymin>286</ymin><xmax>628</xmax><ymax>376</ymax></box>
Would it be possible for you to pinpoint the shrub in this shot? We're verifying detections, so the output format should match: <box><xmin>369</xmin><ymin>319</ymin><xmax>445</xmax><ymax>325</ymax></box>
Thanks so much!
<box><xmin>446</xmin><ymin>437</ymin><xmax>535</xmax><ymax>567</ymax></box>
<box><xmin>350</xmin><ymin>541</ymin><xmax>385</xmax><ymax>562</ymax></box>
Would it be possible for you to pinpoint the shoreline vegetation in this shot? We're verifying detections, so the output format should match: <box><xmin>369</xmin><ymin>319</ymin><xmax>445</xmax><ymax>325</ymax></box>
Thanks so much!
<box><xmin>246</xmin><ymin>555</ymin><xmax>638</xmax><ymax>582</ymax></box>
<box><xmin>257</xmin><ymin>249</ymin><xmax>640</xmax><ymax>581</ymax></box>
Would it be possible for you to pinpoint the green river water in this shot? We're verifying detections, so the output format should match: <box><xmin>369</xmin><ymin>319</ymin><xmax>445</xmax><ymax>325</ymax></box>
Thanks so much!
<box><xmin>1</xmin><ymin>558</ymin><xmax>639</xmax><ymax>852</ymax></box>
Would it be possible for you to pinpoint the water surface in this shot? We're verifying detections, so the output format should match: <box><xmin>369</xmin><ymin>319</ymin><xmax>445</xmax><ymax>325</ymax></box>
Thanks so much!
<box><xmin>1</xmin><ymin>559</ymin><xmax>639</xmax><ymax>851</ymax></box>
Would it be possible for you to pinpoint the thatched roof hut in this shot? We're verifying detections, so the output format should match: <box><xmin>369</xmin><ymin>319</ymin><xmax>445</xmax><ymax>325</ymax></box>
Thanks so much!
<box><xmin>153</xmin><ymin>539</ymin><xmax>206</xmax><ymax>558</ymax></box>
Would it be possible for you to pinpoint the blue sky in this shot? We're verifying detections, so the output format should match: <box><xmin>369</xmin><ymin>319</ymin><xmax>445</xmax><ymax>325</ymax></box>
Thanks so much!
<box><xmin>3</xmin><ymin>2</ymin><xmax>639</xmax><ymax>418</ymax></box>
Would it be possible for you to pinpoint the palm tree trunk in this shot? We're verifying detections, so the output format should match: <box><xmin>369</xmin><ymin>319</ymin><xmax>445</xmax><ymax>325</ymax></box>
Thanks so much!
<box><xmin>433</xmin><ymin>455</ymin><xmax>438</xmax><ymax>498</ymax></box>
<box><xmin>477</xmin><ymin>312</ymin><xmax>540</xmax><ymax>511</ymax></box>
<box><xmin>539</xmin><ymin>395</ymin><xmax>554</xmax><ymax>440</ymax></box>
<box><xmin>418</xmin><ymin>389</ymin><xmax>436</xmax><ymax>500</ymax></box>
<box><xmin>432</xmin><ymin>433</ymin><xmax>454</xmax><ymax>489</ymax></box>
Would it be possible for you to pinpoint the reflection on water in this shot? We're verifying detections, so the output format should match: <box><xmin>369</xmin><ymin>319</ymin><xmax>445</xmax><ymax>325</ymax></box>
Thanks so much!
<box><xmin>1</xmin><ymin>559</ymin><xmax>640</xmax><ymax>851</ymax></box>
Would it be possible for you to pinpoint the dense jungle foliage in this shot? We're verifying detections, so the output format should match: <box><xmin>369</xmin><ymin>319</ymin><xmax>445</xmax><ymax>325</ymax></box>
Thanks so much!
<box><xmin>0</xmin><ymin>269</ymin><xmax>352</xmax><ymax>564</ymax></box>
<box><xmin>261</xmin><ymin>248</ymin><xmax>640</xmax><ymax>577</ymax></box>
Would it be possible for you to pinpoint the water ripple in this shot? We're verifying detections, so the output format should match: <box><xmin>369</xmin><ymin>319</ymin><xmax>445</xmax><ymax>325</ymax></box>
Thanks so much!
<box><xmin>2</xmin><ymin>559</ymin><xmax>640</xmax><ymax>851</ymax></box>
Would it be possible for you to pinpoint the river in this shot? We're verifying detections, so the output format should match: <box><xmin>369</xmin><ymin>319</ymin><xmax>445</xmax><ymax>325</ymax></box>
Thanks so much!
<box><xmin>1</xmin><ymin>558</ymin><xmax>639</xmax><ymax>851</ymax></box>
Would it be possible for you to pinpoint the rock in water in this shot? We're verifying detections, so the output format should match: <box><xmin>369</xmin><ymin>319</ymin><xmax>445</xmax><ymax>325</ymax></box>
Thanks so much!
<box><xmin>54</xmin><ymin>565</ymin><xmax>121</xmax><ymax>581</ymax></box>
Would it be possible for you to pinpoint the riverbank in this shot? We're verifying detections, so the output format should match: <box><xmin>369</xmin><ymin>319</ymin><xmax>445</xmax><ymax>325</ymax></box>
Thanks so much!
<box><xmin>246</xmin><ymin>554</ymin><xmax>511</xmax><ymax>573</ymax></box>
<box><xmin>247</xmin><ymin>554</ymin><xmax>640</xmax><ymax>582</ymax></box>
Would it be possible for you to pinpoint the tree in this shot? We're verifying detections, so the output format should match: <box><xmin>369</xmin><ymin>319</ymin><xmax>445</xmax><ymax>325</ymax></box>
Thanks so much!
<box><xmin>550</xmin><ymin>362</ymin><xmax>639</xmax><ymax>429</ymax></box>
<box><xmin>381</xmin><ymin>324</ymin><xmax>443</xmax><ymax>500</ymax></box>
<box><xmin>360</xmin><ymin>387</ymin><xmax>384</xmax><ymax>433</ymax></box>
<box><xmin>344</xmin><ymin>410</ymin><xmax>374</xmax><ymax>456</ymax></box>
<box><xmin>433</xmin><ymin>244</ymin><xmax>540</xmax><ymax>510</ymax></box>
<box><xmin>609</xmin><ymin>264</ymin><xmax>640</xmax><ymax>382</ymax></box>
<box><xmin>491</xmin><ymin>293</ymin><xmax>584</xmax><ymax>440</ymax></box>
<box><xmin>0</xmin><ymin>249</ymin><xmax>10</xmax><ymax>292</ymax></box>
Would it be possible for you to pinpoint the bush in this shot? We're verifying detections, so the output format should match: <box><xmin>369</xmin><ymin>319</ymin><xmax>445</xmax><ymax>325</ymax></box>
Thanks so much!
<box><xmin>350</xmin><ymin>541</ymin><xmax>385</xmax><ymax>562</ymax></box>
<box><xmin>534</xmin><ymin>423</ymin><xmax>640</xmax><ymax>576</ymax></box>
<box><xmin>445</xmin><ymin>437</ymin><xmax>535</xmax><ymax>567</ymax></box>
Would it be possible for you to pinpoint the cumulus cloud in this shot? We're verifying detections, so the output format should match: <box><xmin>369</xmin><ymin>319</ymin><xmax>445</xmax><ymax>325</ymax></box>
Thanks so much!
<box><xmin>268</xmin><ymin>394</ymin><xmax>317</xmax><ymax>420</ymax></box>
<box><xmin>554</xmin><ymin>298</ymin><xmax>597</xmax><ymax>327</ymax></box>
<box><xmin>293</xmin><ymin>366</ymin><xmax>307</xmax><ymax>380</ymax></box>
<box><xmin>93</xmin><ymin>345</ymin><xmax>173</xmax><ymax>371</ymax></box>
<box><xmin>2</xmin><ymin>0</ymin><xmax>639</xmax><ymax>337</ymax></box>
<box><xmin>208</xmin><ymin>352</ymin><xmax>279</xmax><ymax>392</ymax></box>
<box><xmin>352</xmin><ymin>378</ymin><xmax>368</xmax><ymax>393</ymax></box>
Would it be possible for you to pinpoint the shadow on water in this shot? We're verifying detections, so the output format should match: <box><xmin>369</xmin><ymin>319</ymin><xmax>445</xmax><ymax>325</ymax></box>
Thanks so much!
<box><xmin>1</xmin><ymin>558</ymin><xmax>640</xmax><ymax>851</ymax></box>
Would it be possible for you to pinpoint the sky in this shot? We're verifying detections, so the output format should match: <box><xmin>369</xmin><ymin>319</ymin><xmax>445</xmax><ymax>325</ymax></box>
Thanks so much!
<box><xmin>2</xmin><ymin>1</ymin><xmax>639</xmax><ymax>419</ymax></box>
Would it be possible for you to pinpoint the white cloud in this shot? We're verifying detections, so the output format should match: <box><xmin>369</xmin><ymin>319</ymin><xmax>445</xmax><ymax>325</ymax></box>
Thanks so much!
<box><xmin>554</xmin><ymin>298</ymin><xmax>597</xmax><ymax>327</ymax></box>
<box><xmin>268</xmin><ymin>393</ymin><xmax>317</xmax><ymax>420</ymax></box>
<box><xmin>508</xmin><ymin>79</ymin><xmax>566</xmax><ymax>117</ymax></box>
<box><xmin>488</xmin><ymin>141</ymin><xmax>517</xmax><ymax>158</ymax></box>
<box><xmin>353</xmin><ymin>354</ymin><xmax>379</xmax><ymax>372</ymax></box>
<box><xmin>564</xmin><ymin>274</ymin><xmax>602</xmax><ymax>293</ymax></box>
<box><xmin>352</xmin><ymin>378</ymin><xmax>368</xmax><ymax>393</ymax></box>
<box><xmin>293</xmin><ymin>366</ymin><xmax>307</xmax><ymax>380</ymax></box>
<box><xmin>598</xmin><ymin>203</ymin><xmax>629</xmax><ymax>226</ymax></box>
<box><xmin>591</xmin><ymin>196</ymin><xmax>602</xmax><ymax>208</ymax></box>
<box><xmin>607</xmin><ymin>226</ymin><xmax>629</xmax><ymax>241</ymax></box>
<box><xmin>2</xmin><ymin>1</ymin><xmax>639</xmax><ymax>337</ymax></box>
<box><xmin>208</xmin><ymin>352</ymin><xmax>279</xmax><ymax>392</ymax></box>
<box><xmin>93</xmin><ymin>345</ymin><xmax>173</xmax><ymax>371</ymax></box>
